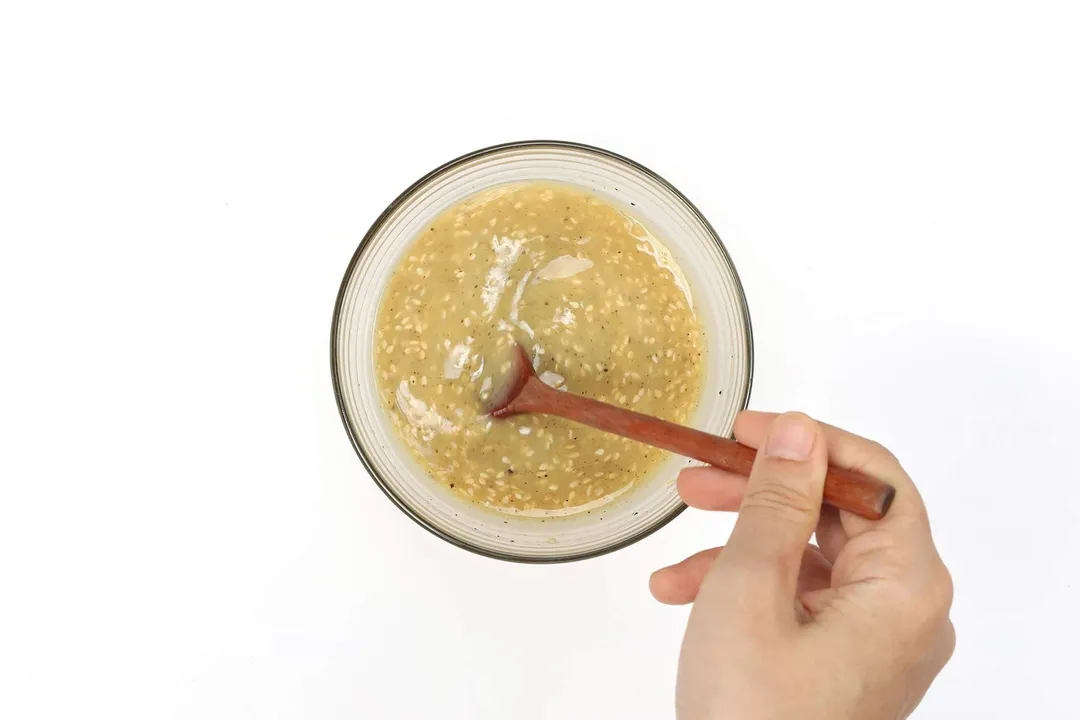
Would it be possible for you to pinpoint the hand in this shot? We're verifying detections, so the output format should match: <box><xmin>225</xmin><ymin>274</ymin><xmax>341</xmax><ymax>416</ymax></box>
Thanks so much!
<box><xmin>650</xmin><ymin>411</ymin><xmax>955</xmax><ymax>720</ymax></box>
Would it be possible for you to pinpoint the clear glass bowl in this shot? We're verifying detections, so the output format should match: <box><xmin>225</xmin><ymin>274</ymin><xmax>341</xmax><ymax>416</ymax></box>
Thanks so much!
<box><xmin>331</xmin><ymin>141</ymin><xmax>753</xmax><ymax>562</ymax></box>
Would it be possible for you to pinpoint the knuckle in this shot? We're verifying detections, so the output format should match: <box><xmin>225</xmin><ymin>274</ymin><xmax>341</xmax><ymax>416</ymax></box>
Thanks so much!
<box><xmin>944</xmin><ymin>621</ymin><xmax>957</xmax><ymax>663</ymax></box>
<box><xmin>851</xmin><ymin>438</ymin><xmax>898</xmax><ymax>473</ymax></box>
<box><xmin>934</xmin><ymin>566</ymin><xmax>955</xmax><ymax>610</ymax></box>
<box><xmin>942</xmin><ymin>619</ymin><xmax>957</xmax><ymax>659</ymax></box>
<box><xmin>865</xmin><ymin>437</ymin><xmax>896</xmax><ymax>461</ymax></box>
<box><xmin>907</xmin><ymin>569</ymin><xmax>954</xmax><ymax>633</ymax></box>
<box><xmin>741</xmin><ymin>481</ymin><xmax>815</xmax><ymax>523</ymax></box>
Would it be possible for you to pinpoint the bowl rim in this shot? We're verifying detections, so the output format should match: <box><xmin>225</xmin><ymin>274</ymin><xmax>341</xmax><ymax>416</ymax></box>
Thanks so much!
<box><xmin>330</xmin><ymin>139</ymin><xmax>755</xmax><ymax>563</ymax></box>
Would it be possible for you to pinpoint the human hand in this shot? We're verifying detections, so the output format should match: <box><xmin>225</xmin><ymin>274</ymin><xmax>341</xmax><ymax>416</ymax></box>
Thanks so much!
<box><xmin>650</xmin><ymin>411</ymin><xmax>955</xmax><ymax>719</ymax></box>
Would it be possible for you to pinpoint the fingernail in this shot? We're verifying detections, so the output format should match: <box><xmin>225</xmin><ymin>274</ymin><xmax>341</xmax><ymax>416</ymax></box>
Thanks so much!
<box><xmin>763</xmin><ymin>414</ymin><xmax>814</xmax><ymax>461</ymax></box>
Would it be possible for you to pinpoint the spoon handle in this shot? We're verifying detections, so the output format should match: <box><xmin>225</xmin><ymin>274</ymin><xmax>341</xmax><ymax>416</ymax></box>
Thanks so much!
<box><xmin>515</xmin><ymin>377</ymin><xmax>895</xmax><ymax>520</ymax></box>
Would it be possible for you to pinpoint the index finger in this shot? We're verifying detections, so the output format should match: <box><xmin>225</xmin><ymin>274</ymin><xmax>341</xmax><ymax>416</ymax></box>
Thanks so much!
<box><xmin>733</xmin><ymin>411</ymin><xmax>930</xmax><ymax>536</ymax></box>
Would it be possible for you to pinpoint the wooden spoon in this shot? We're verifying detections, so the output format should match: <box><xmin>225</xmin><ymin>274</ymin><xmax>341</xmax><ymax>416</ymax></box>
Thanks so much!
<box><xmin>484</xmin><ymin>343</ymin><xmax>895</xmax><ymax>520</ymax></box>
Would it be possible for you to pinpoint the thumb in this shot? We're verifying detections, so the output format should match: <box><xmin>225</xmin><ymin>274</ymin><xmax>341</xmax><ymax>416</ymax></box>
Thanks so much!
<box><xmin>718</xmin><ymin>412</ymin><xmax>829</xmax><ymax>602</ymax></box>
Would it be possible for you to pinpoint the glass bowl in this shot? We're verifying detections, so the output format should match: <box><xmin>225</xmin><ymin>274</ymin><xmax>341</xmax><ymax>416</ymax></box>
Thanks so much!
<box><xmin>331</xmin><ymin>141</ymin><xmax>753</xmax><ymax>562</ymax></box>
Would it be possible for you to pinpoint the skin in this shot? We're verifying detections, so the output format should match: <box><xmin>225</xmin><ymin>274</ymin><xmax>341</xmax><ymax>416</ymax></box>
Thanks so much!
<box><xmin>650</xmin><ymin>411</ymin><xmax>955</xmax><ymax>720</ymax></box>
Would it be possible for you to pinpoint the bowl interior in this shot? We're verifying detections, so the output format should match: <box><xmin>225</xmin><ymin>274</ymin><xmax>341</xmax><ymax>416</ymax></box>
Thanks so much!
<box><xmin>332</xmin><ymin>142</ymin><xmax>752</xmax><ymax>561</ymax></box>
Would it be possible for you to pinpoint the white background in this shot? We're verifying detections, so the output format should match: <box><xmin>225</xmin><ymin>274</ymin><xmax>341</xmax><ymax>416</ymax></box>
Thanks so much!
<box><xmin>2</xmin><ymin>2</ymin><xmax>1078</xmax><ymax>718</ymax></box>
